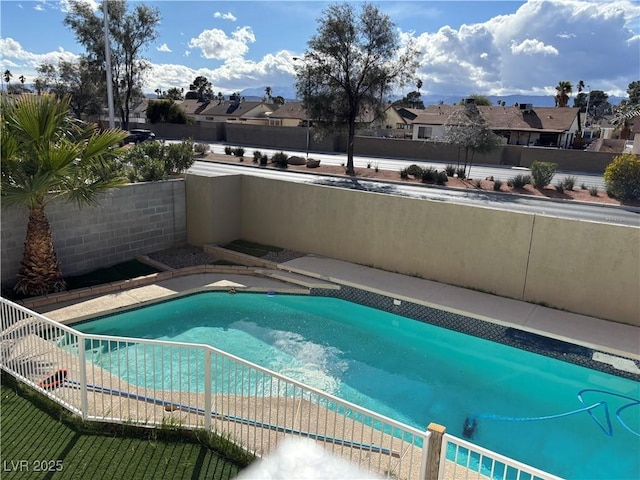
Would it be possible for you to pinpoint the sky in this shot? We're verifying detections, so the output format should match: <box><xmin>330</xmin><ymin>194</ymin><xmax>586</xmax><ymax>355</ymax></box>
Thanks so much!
<box><xmin>0</xmin><ymin>0</ymin><xmax>638</xmax><ymax>100</ymax></box>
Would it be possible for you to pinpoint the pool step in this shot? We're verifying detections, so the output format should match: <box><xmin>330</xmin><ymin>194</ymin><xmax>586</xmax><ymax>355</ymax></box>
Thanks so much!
<box><xmin>254</xmin><ymin>269</ymin><xmax>341</xmax><ymax>290</ymax></box>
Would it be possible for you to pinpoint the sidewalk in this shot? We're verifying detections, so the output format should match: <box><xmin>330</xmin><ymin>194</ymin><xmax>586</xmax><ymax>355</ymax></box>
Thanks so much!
<box><xmin>279</xmin><ymin>254</ymin><xmax>640</xmax><ymax>364</ymax></box>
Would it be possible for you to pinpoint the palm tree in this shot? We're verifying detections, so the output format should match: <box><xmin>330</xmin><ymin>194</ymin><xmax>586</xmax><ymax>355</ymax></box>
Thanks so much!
<box><xmin>264</xmin><ymin>86</ymin><xmax>272</xmax><ymax>103</ymax></box>
<box><xmin>3</xmin><ymin>69</ymin><xmax>12</xmax><ymax>84</ymax></box>
<box><xmin>1</xmin><ymin>94</ymin><xmax>128</xmax><ymax>296</ymax></box>
<box><xmin>554</xmin><ymin>81</ymin><xmax>572</xmax><ymax>107</ymax></box>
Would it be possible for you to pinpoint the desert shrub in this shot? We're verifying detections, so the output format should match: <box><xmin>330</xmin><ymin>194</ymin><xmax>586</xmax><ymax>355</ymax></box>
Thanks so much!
<box><xmin>445</xmin><ymin>164</ymin><xmax>456</xmax><ymax>176</ymax></box>
<box><xmin>232</xmin><ymin>147</ymin><xmax>245</xmax><ymax>159</ymax></box>
<box><xmin>455</xmin><ymin>167</ymin><xmax>466</xmax><ymax>179</ymax></box>
<box><xmin>604</xmin><ymin>153</ymin><xmax>640</xmax><ymax>200</ymax></box>
<box><xmin>193</xmin><ymin>143</ymin><xmax>210</xmax><ymax>155</ymax></box>
<box><xmin>253</xmin><ymin>150</ymin><xmax>262</xmax><ymax>163</ymax></box>
<box><xmin>400</xmin><ymin>168</ymin><xmax>409</xmax><ymax>179</ymax></box>
<box><xmin>589</xmin><ymin>186</ymin><xmax>599</xmax><ymax>196</ymax></box>
<box><xmin>421</xmin><ymin>167</ymin><xmax>437</xmax><ymax>183</ymax></box>
<box><xmin>224</xmin><ymin>146</ymin><xmax>233</xmax><ymax>155</ymax></box>
<box><xmin>562</xmin><ymin>175</ymin><xmax>577</xmax><ymax>190</ymax></box>
<box><xmin>493</xmin><ymin>179</ymin><xmax>503</xmax><ymax>191</ymax></box>
<box><xmin>272</xmin><ymin>151</ymin><xmax>289</xmax><ymax>168</ymax></box>
<box><xmin>555</xmin><ymin>180</ymin><xmax>565</xmax><ymax>193</ymax></box>
<box><xmin>530</xmin><ymin>161</ymin><xmax>557</xmax><ymax>188</ymax></box>
<box><xmin>259</xmin><ymin>153</ymin><xmax>269</xmax><ymax>166</ymax></box>
<box><xmin>164</xmin><ymin>139</ymin><xmax>195</xmax><ymax>173</ymax></box>
<box><xmin>580</xmin><ymin>182</ymin><xmax>587</xmax><ymax>190</ymax></box>
<box><xmin>436</xmin><ymin>171</ymin><xmax>448</xmax><ymax>185</ymax></box>
<box><xmin>288</xmin><ymin>155</ymin><xmax>306</xmax><ymax>166</ymax></box>
<box><xmin>507</xmin><ymin>174</ymin><xmax>531</xmax><ymax>188</ymax></box>
<box><xmin>123</xmin><ymin>139</ymin><xmax>194</xmax><ymax>181</ymax></box>
<box><xmin>407</xmin><ymin>164</ymin><xmax>423</xmax><ymax>178</ymax></box>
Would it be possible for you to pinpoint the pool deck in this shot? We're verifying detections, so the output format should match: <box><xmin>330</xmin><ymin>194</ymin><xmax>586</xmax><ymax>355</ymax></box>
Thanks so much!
<box><xmin>37</xmin><ymin>253</ymin><xmax>639</xmax><ymax>365</ymax></box>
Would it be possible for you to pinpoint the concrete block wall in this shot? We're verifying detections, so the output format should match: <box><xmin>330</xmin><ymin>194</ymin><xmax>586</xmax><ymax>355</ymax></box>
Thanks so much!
<box><xmin>1</xmin><ymin>180</ymin><xmax>186</xmax><ymax>284</ymax></box>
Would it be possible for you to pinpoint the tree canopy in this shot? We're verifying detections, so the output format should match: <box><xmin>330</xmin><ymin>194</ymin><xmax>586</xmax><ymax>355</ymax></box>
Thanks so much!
<box><xmin>1</xmin><ymin>94</ymin><xmax>127</xmax><ymax>295</ymax></box>
<box><xmin>64</xmin><ymin>0</ymin><xmax>160</xmax><ymax>130</ymax></box>
<box><xmin>393</xmin><ymin>91</ymin><xmax>424</xmax><ymax>109</ymax></box>
<box><xmin>554</xmin><ymin>81</ymin><xmax>572</xmax><ymax>107</ymax></box>
<box><xmin>297</xmin><ymin>2</ymin><xmax>418</xmax><ymax>175</ymax></box>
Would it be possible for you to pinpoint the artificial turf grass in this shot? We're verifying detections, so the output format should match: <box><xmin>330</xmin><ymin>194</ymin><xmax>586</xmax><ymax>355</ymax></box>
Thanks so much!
<box><xmin>0</xmin><ymin>377</ymin><xmax>251</xmax><ymax>479</ymax></box>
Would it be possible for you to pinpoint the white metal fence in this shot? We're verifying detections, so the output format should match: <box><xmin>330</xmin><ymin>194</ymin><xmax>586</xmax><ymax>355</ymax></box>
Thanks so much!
<box><xmin>1</xmin><ymin>297</ymin><xmax>561</xmax><ymax>480</ymax></box>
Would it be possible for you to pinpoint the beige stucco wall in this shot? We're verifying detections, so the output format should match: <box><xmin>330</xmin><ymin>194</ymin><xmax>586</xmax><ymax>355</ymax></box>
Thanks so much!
<box><xmin>186</xmin><ymin>174</ymin><xmax>639</xmax><ymax>326</ymax></box>
<box><xmin>524</xmin><ymin>217</ymin><xmax>640</xmax><ymax>324</ymax></box>
<box><xmin>185</xmin><ymin>174</ymin><xmax>242</xmax><ymax>246</ymax></box>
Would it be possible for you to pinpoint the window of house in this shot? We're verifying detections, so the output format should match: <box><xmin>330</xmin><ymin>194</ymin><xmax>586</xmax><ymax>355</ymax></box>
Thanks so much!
<box><xmin>417</xmin><ymin>126</ymin><xmax>432</xmax><ymax>139</ymax></box>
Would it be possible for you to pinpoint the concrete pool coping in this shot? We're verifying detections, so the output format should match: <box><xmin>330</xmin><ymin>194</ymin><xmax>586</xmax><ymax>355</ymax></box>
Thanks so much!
<box><xmin>33</xmin><ymin>253</ymin><xmax>639</xmax><ymax>368</ymax></box>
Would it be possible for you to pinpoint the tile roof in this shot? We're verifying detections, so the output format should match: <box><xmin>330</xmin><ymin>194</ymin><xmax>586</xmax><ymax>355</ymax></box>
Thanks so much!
<box><xmin>271</xmin><ymin>101</ymin><xmax>307</xmax><ymax>120</ymax></box>
<box><xmin>200</xmin><ymin>100</ymin><xmax>275</xmax><ymax>117</ymax></box>
<box><xmin>412</xmin><ymin>105</ymin><xmax>578</xmax><ymax>132</ymax></box>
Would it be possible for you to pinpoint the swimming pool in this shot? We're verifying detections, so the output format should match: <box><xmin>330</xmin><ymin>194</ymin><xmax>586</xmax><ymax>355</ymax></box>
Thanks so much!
<box><xmin>75</xmin><ymin>292</ymin><xmax>640</xmax><ymax>479</ymax></box>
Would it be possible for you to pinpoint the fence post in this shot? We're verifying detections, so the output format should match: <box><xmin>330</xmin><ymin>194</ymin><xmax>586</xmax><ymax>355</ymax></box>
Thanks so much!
<box><xmin>203</xmin><ymin>349</ymin><xmax>212</xmax><ymax>432</ymax></box>
<box><xmin>78</xmin><ymin>334</ymin><xmax>88</xmax><ymax>420</ymax></box>
<box><xmin>425</xmin><ymin>423</ymin><xmax>446</xmax><ymax>480</ymax></box>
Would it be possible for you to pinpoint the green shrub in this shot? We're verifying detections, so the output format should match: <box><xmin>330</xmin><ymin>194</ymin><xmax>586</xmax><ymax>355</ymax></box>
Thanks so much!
<box><xmin>493</xmin><ymin>179</ymin><xmax>503</xmax><ymax>191</ymax></box>
<box><xmin>445</xmin><ymin>164</ymin><xmax>456</xmax><ymax>176</ymax></box>
<box><xmin>400</xmin><ymin>168</ymin><xmax>409</xmax><ymax>179</ymax></box>
<box><xmin>436</xmin><ymin>171</ymin><xmax>448</xmax><ymax>185</ymax></box>
<box><xmin>562</xmin><ymin>175</ymin><xmax>577</xmax><ymax>190</ymax></box>
<box><xmin>530</xmin><ymin>161</ymin><xmax>557</xmax><ymax>188</ymax></box>
<box><xmin>164</xmin><ymin>139</ymin><xmax>195</xmax><ymax>173</ymax></box>
<box><xmin>421</xmin><ymin>167</ymin><xmax>437</xmax><ymax>183</ymax></box>
<box><xmin>555</xmin><ymin>180</ymin><xmax>565</xmax><ymax>193</ymax></box>
<box><xmin>507</xmin><ymin>174</ymin><xmax>531</xmax><ymax>188</ymax></box>
<box><xmin>272</xmin><ymin>151</ymin><xmax>289</xmax><ymax>168</ymax></box>
<box><xmin>407</xmin><ymin>164</ymin><xmax>423</xmax><ymax>177</ymax></box>
<box><xmin>259</xmin><ymin>153</ymin><xmax>269</xmax><ymax>166</ymax></box>
<box><xmin>604</xmin><ymin>153</ymin><xmax>640</xmax><ymax>200</ymax></box>
<box><xmin>580</xmin><ymin>182</ymin><xmax>587</xmax><ymax>190</ymax></box>
<box><xmin>224</xmin><ymin>146</ymin><xmax>233</xmax><ymax>155</ymax></box>
<box><xmin>253</xmin><ymin>150</ymin><xmax>262</xmax><ymax>163</ymax></box>
<box><xmin>589</xmin><ymin>186</ymin><xmax>599</xmax><ymax>196</ymax></box>
<box><xmin>455</xmin><ymin>167</ymin><xmax>466</xmax><ymax>179</ymax></box>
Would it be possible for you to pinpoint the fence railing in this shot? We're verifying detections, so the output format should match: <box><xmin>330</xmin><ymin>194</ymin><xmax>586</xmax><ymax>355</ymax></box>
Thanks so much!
<box><xmin>1</xmin><ymin>297</ymin><xmax>561</xmax><ymax>479</ymax></box>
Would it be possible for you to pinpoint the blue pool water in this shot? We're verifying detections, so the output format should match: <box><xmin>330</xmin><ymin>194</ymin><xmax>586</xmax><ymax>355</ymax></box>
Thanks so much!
<box><xmin>75</xmin><ymin>292</ymin><xmax>640</xmax><ymax>479</ymax></box>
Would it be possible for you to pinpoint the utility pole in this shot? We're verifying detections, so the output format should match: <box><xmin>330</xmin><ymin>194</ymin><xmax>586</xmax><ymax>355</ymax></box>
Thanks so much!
<box><xmin>582</xmin><ymin>85</ymin><xmax>591</xmax><ymax>138</ymax></box>
<box><xmin>103</xmin><ymin>0</ymin><xmax>115</xmax><ymax>129</ymax></box>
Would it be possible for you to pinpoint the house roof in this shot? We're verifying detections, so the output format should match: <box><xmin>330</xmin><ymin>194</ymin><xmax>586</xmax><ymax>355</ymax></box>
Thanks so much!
<box><xmin>271</xmin><ymin>101</ymin><xmax>307</xmax><ymax>120</ymax></box>
<box><xmin>180</xmin><ymin>99</ymin><xmax>211</xmax><ymax>116</ymax></box>
<box><xmin>412</xmin><ymin>105</ymin><xmax>579</xmax><ymax>133</ymax></box>
<box><xmin>200</xmin><ymin>100</ymin><xmax>276</xmax><ymax>118</ymax></box>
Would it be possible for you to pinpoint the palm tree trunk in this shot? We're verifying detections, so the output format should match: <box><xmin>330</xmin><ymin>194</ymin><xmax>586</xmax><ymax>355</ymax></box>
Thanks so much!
<box><xmin>15</xmin><ymin>207</ymin><xmax>66</xmax><ymax>296</ymax></box>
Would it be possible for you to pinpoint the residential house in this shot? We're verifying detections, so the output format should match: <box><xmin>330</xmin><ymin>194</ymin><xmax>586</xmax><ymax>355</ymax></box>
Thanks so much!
<box><xmin>199</xmin><ymin>100</ymin><xmax>276</xmax><ymax>125</ymax></box>
<box><xmin>180</xmin><ymin>99</ymin><xmax>211</xmax><ymax>123</ymax></box>
<box><xmin>269</xmin><ymin>101</ymin><xmax>307</xmax><ymax>127</ymax></box>
<box><xmin>411</xmin><ymin>103</ymin><xmax>581</xmax><ymax>148</ymax></box>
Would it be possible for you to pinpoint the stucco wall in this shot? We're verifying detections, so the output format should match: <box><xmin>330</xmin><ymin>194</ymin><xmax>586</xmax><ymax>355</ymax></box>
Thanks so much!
<box><xmin>186</xmin><ymin>174</ymin><xmax>638</xmax><ymax>326</ymax></box>
<box><xmin>1</xmin><ymin>180</ymin><xmax>186</xmax><ymax>285</ymax></box>
<box><xmin>185</xmin><ymin>174</ymin><xmax>242</xmax><ymax>246</ymax></box>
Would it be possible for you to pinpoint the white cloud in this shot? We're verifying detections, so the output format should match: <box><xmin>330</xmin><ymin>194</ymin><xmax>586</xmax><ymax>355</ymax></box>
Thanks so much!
<box><xmin>188</xmin><ymin>26</ymin><xmax>255</xmax><ymax>60</ymax></box>
<box><xmin>157</xmin><ymin>43</ymin><xmax>172</xmax><ymax>53</ymax></box>
<box><xmin>0</xmin><ymin>38</ymin><xmax>78</xmax><ymax>80</ymax></box>
<box><xmin>59</xmin><ymin>0</ymin><xmax>99</xmax><ymax>13</ymax></box>
<box><xmin>406</xmin><ymin>0</ymin><xmax>639</xmax><ymax>96</ymax></box>
<box><xmin>510</xmin><ymin>39</ymin><xmax>559</xmax><ymax>56</ymax></box>
<box><xmin>214</xmin><ymin>12</ymin><xmax>237</xmax><ymax>22</ymax></box>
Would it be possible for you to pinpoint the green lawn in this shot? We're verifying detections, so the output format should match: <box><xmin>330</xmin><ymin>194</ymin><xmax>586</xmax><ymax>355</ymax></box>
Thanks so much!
<box><xmin>0</xmin><ymin>380</ymin><xmax>246</xmax><ymax>479</ymax></box>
